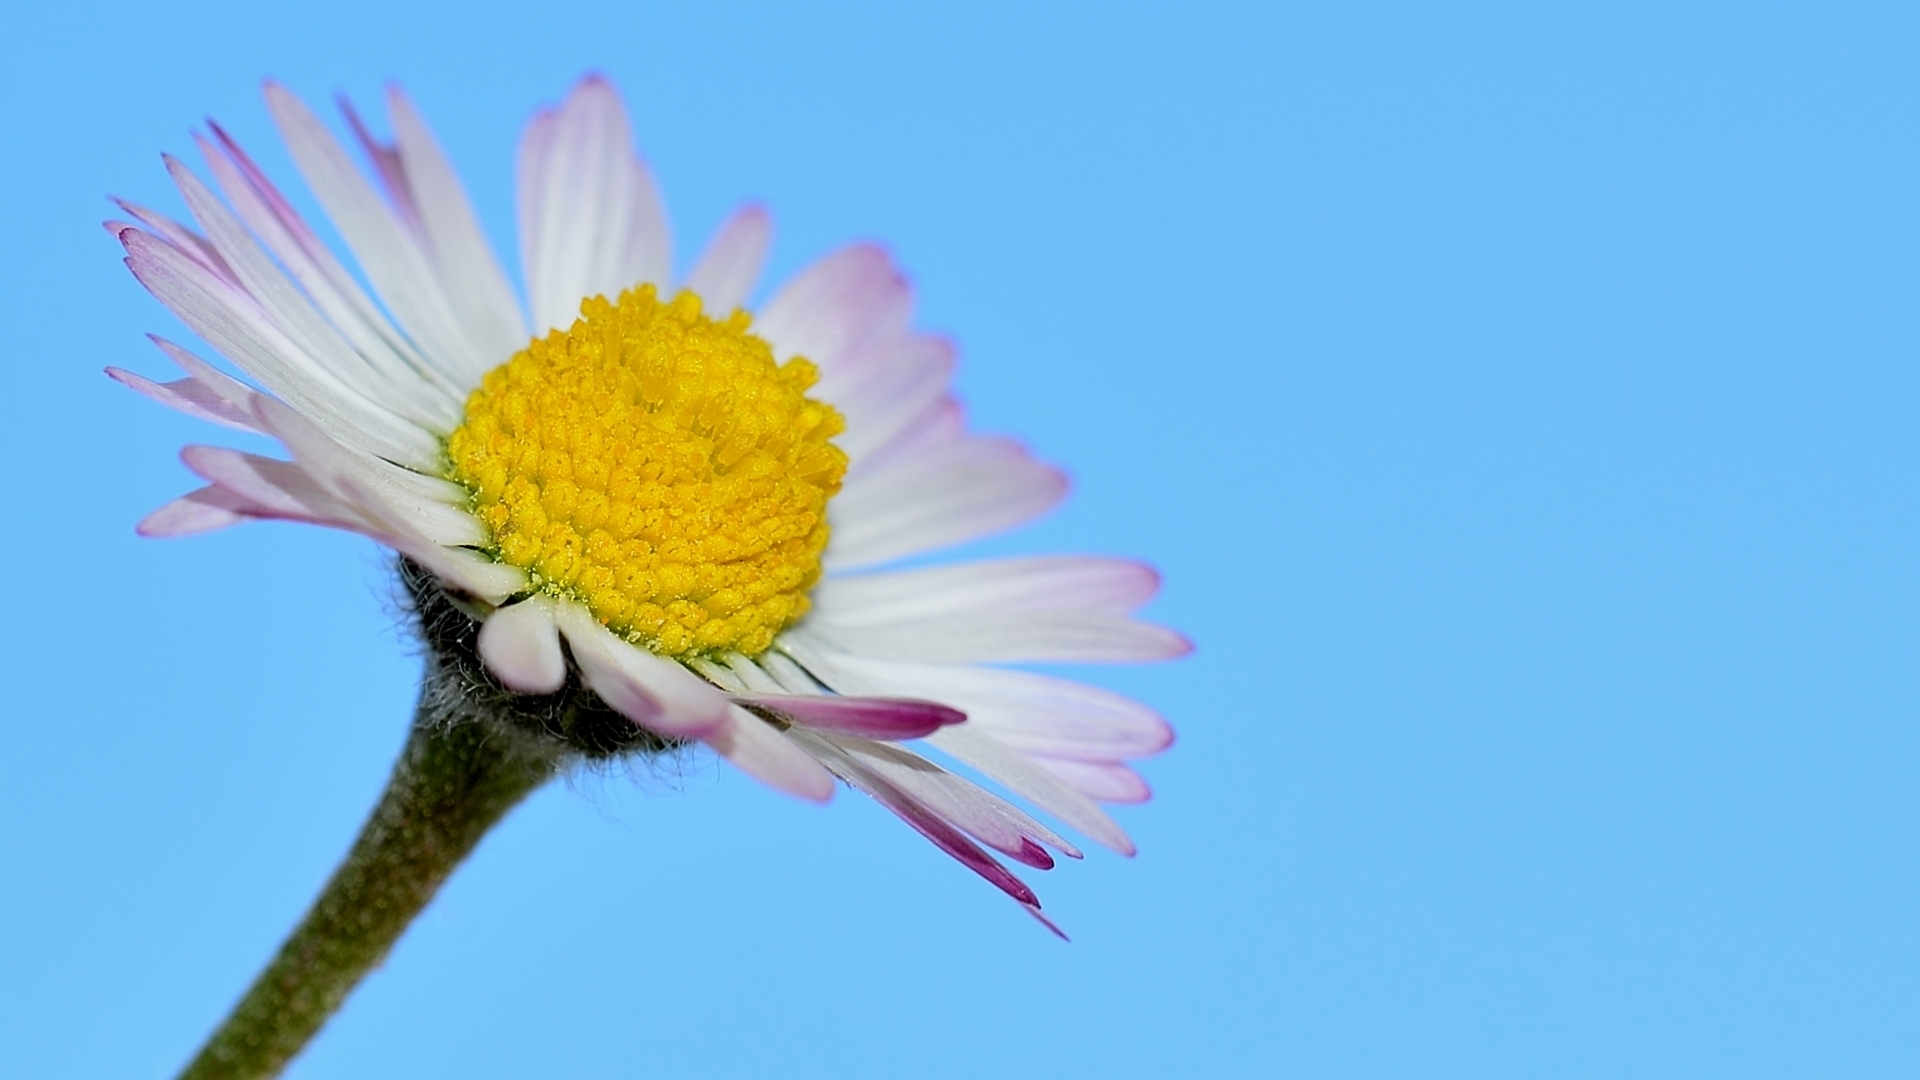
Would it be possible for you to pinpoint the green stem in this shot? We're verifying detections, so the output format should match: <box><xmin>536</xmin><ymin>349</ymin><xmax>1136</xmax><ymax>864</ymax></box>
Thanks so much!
<box><xmin>176</xmin><ymin>708</ymin><xmax>558</xmax><ymax>1080</ymax></box>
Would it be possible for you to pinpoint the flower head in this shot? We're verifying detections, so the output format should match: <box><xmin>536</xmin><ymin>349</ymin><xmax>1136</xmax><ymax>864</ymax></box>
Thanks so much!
<box><xmin>110</xmin><ymin>76</ymin><xmax>1187</xmax><ymax>931</ymax></box>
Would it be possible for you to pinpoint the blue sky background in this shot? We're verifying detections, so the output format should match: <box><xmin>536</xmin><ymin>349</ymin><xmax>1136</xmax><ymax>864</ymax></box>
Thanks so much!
<box><xmin>3</xmin><ymin>1</ymin><xmax>1917</xmax><ymax>1076</ymax></box>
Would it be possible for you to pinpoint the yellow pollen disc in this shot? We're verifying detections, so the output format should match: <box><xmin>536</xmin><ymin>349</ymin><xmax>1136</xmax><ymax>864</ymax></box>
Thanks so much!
<box><xmin>446</xmin><ymin>285</ymin><xmax>847</xmax><ymax>660</ymax></box>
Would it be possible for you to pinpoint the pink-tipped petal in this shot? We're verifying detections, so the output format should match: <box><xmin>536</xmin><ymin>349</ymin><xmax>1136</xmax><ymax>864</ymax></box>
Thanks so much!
<box><xmin>732</xmin><ymin>693</ymin><xmax>965</xmax><ymax>740</ymax></box>
<box><xmin>120</xmin><ymin>225</ymin><xmax>440</xmax><ymax>469</ymax></box>
<box><xmin>338</xmin><ymin>94</ymin><xmax>418</xmax><ymax>227</ymax></box>
<box><xmin>787</xmin><ymin>641</ymin><xmax>1175</xmax><ymax>765</ymax></box>
<box><xmin>813</xmin><ymin>556</ymin><xmax>1163</xmax><ymax>622</ymax></box>
<box><xmin>180</xmin><ymin>444</ymin><xmax>377</xmax><ymax>533</ymax></box>
<box><xmin>704</xmin><ymin>705</ymin><xmax>837</xmax><ymax>803</ymax></box>
<box><xmin>827</xmin><ymin>436</ymin><xmax>1068</xmax><ymax>570</ymax></box>
<box><xmin>111</xmin><ymin>197</ymin><xmax>235</xmax><ymax>284</ymax></box>
<box><xmin>138</xmin><ymin>486</ymin><xmax>253</xmax><ymax>536</ymax></box>
<box><xmin>802</xmin><ymin>612</ymin><xmax>1189</xmax><ymax>665</ymax></box>
<box><xmin>821</xmin><ymin>334</ymin><xmax>957</xmax><ymax>462</ymax></box>
<box><xmin>149</xmin><ymin>337</ymin><xmax>269</xmax><ymax>421</ymax></box>
<box><xmin>683</xmin><ymin>204</ymin><xmax>770</xmax><ymax>314</ymax></box>
<box><xmin>264</xmin><ymin>82</ymin><xmax>493</xmax><ymax>385</ymax></box>
<box><xmin>385</xmin><ymin>86</ymin><xmax>529</xmax><ymax>360</ymax></box>
<box><xmin>1038</xmin><ymin>758</ymin><xmax>1153</xmax><ymax>804</ymax></box>
<box><xmin>814</xmin><ymin>734</ymin><xmax>1082</xmax><ymax>862</ymax></box>
<box><xmin>781</xmin><ymin>641</ymin><xmax>1141</xmax><ymax>854</ymax></box>
<box><xmin>554</xmin><ymin>603</ymin><xmax>730</xmax><ymax>738</ymax></box>
<box><xmin>477</xmin><ymin>597</ymin><xmax>566</xmax><ymax>694</ymax></box>
<box><xmin>801</xmin><ymin>734</ymin><xmax>1043</xmax><ymax>908</ymax></box>
<box><xmin>106</xmin><ymin>367</ymin><xmax>259</xmax><ymax>432</ymax></box>
<box><xmin>755</xmin><ymin>244</ymin><xmax>913</xmax><ymax>372</ymax></box>
<box><xmin>517</xmin><ymin>75</ymin><xmax>671</xmax><ymax>334</ymax></box>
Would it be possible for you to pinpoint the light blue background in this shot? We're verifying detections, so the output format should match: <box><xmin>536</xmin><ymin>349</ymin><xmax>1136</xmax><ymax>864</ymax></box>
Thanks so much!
<box><xmin>3</xmin><ymin>1</ymin><xmax>1916</xmax><ymax>1076</ymax></box>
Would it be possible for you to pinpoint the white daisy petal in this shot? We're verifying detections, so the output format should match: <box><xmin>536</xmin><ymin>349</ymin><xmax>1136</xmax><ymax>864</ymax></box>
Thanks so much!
<box><xmin>705</xmin><ymin>704</ymin><xmax>837</xmax><ymax>803</ymax></box>
<box><xmin>755</xmin><ymin>649</ymin><xmax>830</xmax><ymax>695</ymax></box>
<box><xmin>554</xmin><ymin>604</ymin><xmax>730</xmax><ymax>738</ymax></box>
<box><xmin>813</xmin><ymin>556</ymin><xmax>1162</xmax><ymax>622</ymax></box>
<box><xmin>682</xmin><ymin>204</ymin><xmax>770</xmax><ymax>314</ymax></box>
<box><xmin>850</xmin><ymin>395</ymin><xmax>965</xmax><ymax>480</ymax></box>
<box><xmin>477</xmin><ymin>596</ymin><xmax>566</xmax><ymax>694</ymax></box>
<box><xmin>138</xmin><ymin>486</ymin><xmax>256</xmax><ymax>536</ymax></box>
<box><xmin>168</xmin><ymin>150</ymin><xmax>453</xmax><ymax>436</ymax></box>
<box><xmin>1036</xmin><ymin>758</ymin><xmax>1152</xmax><ymax>804</ymax></box>
<box><xmin>799</xmin><ymin>612</ymin><xmax>1189</xmax><ymax>665</ymax></box>
<box><xmin>339</xmin><ymin>97</ymin><xmax>420</xmax><ymax>227</ymax></box>
<box><xmin>826</xmin><ymin>435</ymin><xmax>1068</xmax><ymax>570</ymax></box>
<box><xmin>202</xmin><ymin>123</ymin><xmax>467</xmax><ymax>412</ymax></box>
<box><xmin>386</xmin><ymin>86</ymin><xmax>530</xmax><ymax>362</ymax></box>
<box><xmin>247</xmin><ymin>398</ymin><xmax>482</xmax><ymax>548</ymax></box>
<box><xmin>120</xmin><ymin>227</ymin><xmax>441</xmax><ymax>469</ymax></box>
<box><xmin>792</xmin><ymin>731</ymin><xmax>1047</xmax><ymax>907</ymax></box>
<box><xmin>106</xmin><ymin>366</ymin><xmax>259</xmax><ymax>433</ymax></box>
<box><xmin>781</xmin><ymin>640</ymin><xmax>1139</xmax><ymax>854</ymax></box>
<box><xmin>821</xmin><ymin>334</ymin><xmax>956</xmax><ymax>462</ymax></box>
<box><xmin>180</xmin><ymin>445</ymin><xmax>382</xmax><ymax>535</ymax></box>
<box><xmin>797</xmin><ymin>648</ymin><xmax>1175</xmax><ymax>764</ymax></box>
<box><xmin>149</xmin><ymin>337</ymin><xmax>269</xmax><ymax>424</ymax></box>
<box><xmin>518</xmin><ymin>76</ymin><xmax>670</xmax><ymax>333</ymax></box>
<box><xmin>264</xmin><ymin>82</ymin><xmax>490</xmax><ymax>384</ymax></box>
<box><xmin>110</xmin><ymin>197</ymin><xmax>235</xmax><ymax>283</ymax></box>
<box><xmin>755</xmin><ymin>244</ymin><xmax>913</xmax><ymax>371</ymax></box>
<box><xmin>724</xmin><ymin>652</ymin><xmax>790</xmax><ymax>694</ymax></box>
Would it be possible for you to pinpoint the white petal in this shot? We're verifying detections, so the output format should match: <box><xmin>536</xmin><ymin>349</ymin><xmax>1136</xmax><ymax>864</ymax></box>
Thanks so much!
<box><xmin>181</xmin><ymin>445</ymin><xmax>382</xmax><ymax>535</ymax></box>
<box><xmin>820</xmin><ymin>334</ymin><xmax>957</xmax><ymax>462</ymax></box>
<box><xmin>477</xmin><ymin>596</ymin><xmax>566</xmax><ymax>694</ymax></box>
<box><xmin>138</xmin><ymin>486</ymin><xmax>254</xmax><ymax>536</ymax></box>
<box><xmin>817</xmin><ymin>735</ymin><xmax>1081</xmax><ymax>860</ymax></box>
<box><xmin>789</xmin><ymin>644</ymin><xmax>1175</xmax><ymax>764</ymax></box>
<box><xmin>518</xmin><ymin>76</ymin><xmax>670</xmax><ymax>334</ymax></box>
<box><xmin>755</xmin><ymin>244</ymin><xmax>912</xmax><ymax>372</ymax></box>
<box><xmin>150</xmin><ymin>336</ymin><xmax>268</xmax><ymax>426</ymax></box>
<box><xmin>107</xmin><ymin>367</ymin><xmax>258</xmax><ymax>432</ymax></box>
<box><xmin>812</xmin><ymin>556</ymin><xmax>1164</xmax><ymax>622</ymax></box>
<box><xmin>799</xmin><ymin>612</ymin><xmax>1189</xmax><ymax>664</ymax></box>
<box><xmin>168</xmin><ymin>151</ymin><xmax>452</xmax><ymax>435</ymax></box>
<box><xmin>265</xmin><ymin>82</ymin><xmax>494</xmax><ymax>385</ymax></box>
<box><xmin>121</xmin><ymin>228</ymin><xmax>441</xmax><ymax>469</ymax></box>
<box><xmin>554</xmin><ymin>603</ymin><xmax>730</xmax><ymax>737</ymax></box>
<box><xmin>681</xmin><ymin>204</ymin><xmax>770</xmax><ymax>314</ymax></box>
<box><xmin>247</xmin><ymin>397</ymin><xmax>482</xmax><ymax>548</ymax></box>
<box><xmin>925</xmin><ymin>723</ymin><xmax>1135</xmax><ymax>856</ymax></box>
<box><xmin>705</xmin><ymin>704</ymin><xmax>836</xmax><ymax>802</ymax></box>
<box><xmin>826</xmin><ymin>436</ymin><xmax>1068</xmax><ymax>570</ymax></box>
<box><xmin>783</xmin><ymin>641</ymin><xmax>1138</xmax><ymax>854</ymax></box>
<box><xmin>387</xmin><ymin>87</ymin><xmax>529</xmax><ymax>361</ymax></box>
<box><xmin>849</xmin><ymin>396</ymin><xmax>964</xmax><ymax>480</ymax></box>
<box><xmin>202</xmin><ymin>123</ymin><xmax>467</xmax><ymax>414</ymax></box>
<box><xmin>1037</xmin><ymin>758</ymin><xmax>1152</xmax><ymax>804</ymax></box>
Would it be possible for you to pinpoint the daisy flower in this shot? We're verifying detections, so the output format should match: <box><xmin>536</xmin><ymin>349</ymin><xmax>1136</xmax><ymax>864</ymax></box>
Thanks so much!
<box><xmin>111</xmin><ymin>76</ymin><xmax>1186</xmax><ymax>932</ymax></box>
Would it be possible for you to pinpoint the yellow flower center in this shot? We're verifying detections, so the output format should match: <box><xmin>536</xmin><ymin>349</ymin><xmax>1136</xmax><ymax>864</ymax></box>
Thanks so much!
<box><xmin>446</xmin><ymin>286</ymin><xmax>847</xmax><ymax>660</ymax></box>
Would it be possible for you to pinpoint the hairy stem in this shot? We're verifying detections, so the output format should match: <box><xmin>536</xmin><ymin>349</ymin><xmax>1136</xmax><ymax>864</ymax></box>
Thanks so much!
<box><xmin>176</xmin><ymin>707</ymin><xmax>558</xmax><ymax>1080</ymax></box>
